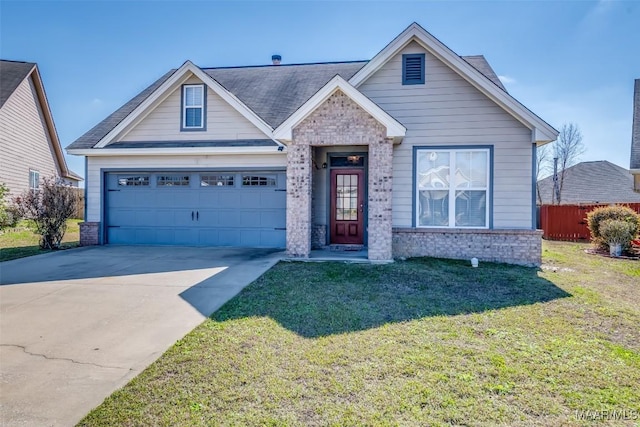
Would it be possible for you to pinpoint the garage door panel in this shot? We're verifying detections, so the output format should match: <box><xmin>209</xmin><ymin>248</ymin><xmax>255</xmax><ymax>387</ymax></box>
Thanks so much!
<box><xmin>196</xmin><ymin>192</ymin><xmax>220</xmax><ymax>208</ymax></box>
<box><xmin>154</xmin><ymin>209</ymin><xmax>193</xmax><ymax>227</ymax></box>
<box><xmin>260</xmin><ymin>192</ymin><xmax>286</xmax><ymax>208</ymax></box>
<box><xmin>216</xmin><ymin>210</ymin><xmax>241</xmax><ymax>227</ymax></box>
<box><xmin>218</xmin><ymin>230</ymin><xmax>240</xmax><ymax>246</ymax></box>
<box><xmin>216</xmin><ymin>193</ymin><xmax>238</xmax><ymax>208</ymax></box>
<box><xmin>260</xmin><ymin>230</ymin><xmax>286</xmax><ymax>248</ymax></box>
<box><xmin>260</xmin><ymin>210</ymin><xmax>285</xmax><ymax>228</ymax></box>
<box><xmin>106</xmin><ymin>171</ymin><xmax>285</xmax><ymax>248</ymax></box>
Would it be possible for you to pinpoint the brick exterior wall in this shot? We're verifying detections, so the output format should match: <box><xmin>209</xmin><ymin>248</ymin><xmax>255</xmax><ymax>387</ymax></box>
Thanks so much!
<box><xmin>367</xmin><ymin>138</ymin><xmax>394</xmax><ymax>260</ymax></box>
<box><xmin>286</xmin><ymin>143</ymin><xmax>312</xmax><ymax>257</ymax></box>
<box><xmin>79</xmin><ymin>222</ymin><xmax>100</xmax><ymax>246</ymax></box>
<box><xmin>288</xmin><ymin>90</ymin><xmax>394</xmax><ymax>261</ymax></box>
<box><xmin>392</xmin><ymin>228</ymin><xmax>543</xmax><ymax>267</ymax></box>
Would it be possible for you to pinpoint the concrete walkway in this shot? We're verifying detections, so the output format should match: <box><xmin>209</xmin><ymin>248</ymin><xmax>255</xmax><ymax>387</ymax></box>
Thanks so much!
<box><xmin>0</xmin><ymin>246</ymin><xmax>281</xmax><ymax>426</ymax></box>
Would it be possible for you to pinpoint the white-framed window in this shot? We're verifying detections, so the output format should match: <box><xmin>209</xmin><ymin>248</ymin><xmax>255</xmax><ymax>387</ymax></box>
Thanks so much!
<box><xmin>182</xmin><ymin>84</ymin><xmax>205</xmax><ymax>130</ymax></box>
<box><xmin>415</xmin><ymin>147</ymin><xmax>490</xmax><ymax>228</ymax></box>
<box><xmin>29</xmin><ymin>170</ymin><xmax>40</xmax><ymax>190</ymax></box>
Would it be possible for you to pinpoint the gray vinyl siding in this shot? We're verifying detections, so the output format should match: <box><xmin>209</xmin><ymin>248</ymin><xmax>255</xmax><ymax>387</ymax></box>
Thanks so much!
<box><xmin>358</xmin><ymin>41</ymin><xmax>534</xmax><ymax>229</ymax></box>
<box><xmin>0</xmin><ymin>76</ymin><xmax>59</xmax><ymax>198</ymax></box>
<box><xmin>85</xmin><ymin>154</ymin><xmax>287</xmax><ymax>222</ymax></box>
<box><xmin>119</xmin><ymin>76</ymin><xmax>268</xmax><ymax>142</ymax></box>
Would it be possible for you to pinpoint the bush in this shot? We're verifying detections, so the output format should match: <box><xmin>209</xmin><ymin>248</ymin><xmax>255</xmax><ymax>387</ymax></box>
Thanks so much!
<box><xmin>587</xmin><ymin>205</ymin><xmax>640</xmax><ymax>249</ymax></box>
<box><xmin>599</xmin><ymin>219</ymin><xmax>636</xmax><ymax>249</ymax></box>
<box><xmin>0</xmin><ymin>183</ymin><xmax>21</xmax><ymax>230</ymax></box>
<box><xmin>14</xmin><ymin>177</ymin><xmax>79</xmax><ymax>249</ymax></box>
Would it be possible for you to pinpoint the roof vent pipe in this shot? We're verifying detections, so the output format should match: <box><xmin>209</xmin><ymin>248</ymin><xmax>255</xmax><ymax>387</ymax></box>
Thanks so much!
<box><xmin>272</xmin><ymin>55</ymin><xmax>281</xmax><ymax>65</ymax></box>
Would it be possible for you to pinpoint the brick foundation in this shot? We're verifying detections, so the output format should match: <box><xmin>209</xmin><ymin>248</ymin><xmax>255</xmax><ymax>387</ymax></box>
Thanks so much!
<box><xmin>311</xmin><ymin>224</ymin><xmax>327</xmax><ymax>249</ymax></box>
<box><xmin>79</xmin><ymin>222</ymin><xmax>100</xmax><ymax>246</ymax></box>
<box><xmin>392</xmin><ymin>228</ymin><xmax>543</xmax><ymax>267</ymax></box>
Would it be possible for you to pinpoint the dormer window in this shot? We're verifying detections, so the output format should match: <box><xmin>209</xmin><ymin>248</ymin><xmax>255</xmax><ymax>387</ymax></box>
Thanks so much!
<box><xmin>182</xmin><ymin>84</ymin><xmax>206</xmax><ymax>130</ymax></box>
<box><xmin>402</xmin><ymin>54</ymin><xmax>425</xmax><ymax>85</ymax></box>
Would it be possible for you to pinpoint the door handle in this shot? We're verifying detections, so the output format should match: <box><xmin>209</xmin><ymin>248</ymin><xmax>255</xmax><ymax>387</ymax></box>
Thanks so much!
<box><xmin>196</xmin><ymin>211</ymin><xmax>199</xmax><ymax>221</ymax></box>
<box><xmin>191</xmin><ymin>211</ymin><xmax>194</xmax><ymax>221</ymax></box>
<box><xmin>360</xmin><ymin>203</ymin><xmax>364</xmax><ymax>213</ymax></box>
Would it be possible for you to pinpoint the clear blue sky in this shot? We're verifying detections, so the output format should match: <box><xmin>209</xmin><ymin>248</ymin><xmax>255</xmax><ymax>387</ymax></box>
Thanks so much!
<box><xmin>2</xmin><ymin>0</ymin><xmax>639</xmax><ymax>182</ymax></box>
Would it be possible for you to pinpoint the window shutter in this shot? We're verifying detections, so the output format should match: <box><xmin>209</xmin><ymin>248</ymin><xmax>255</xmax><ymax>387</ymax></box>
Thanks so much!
<box><xmin>403</xmin><ymin>54</ymin><xmax>425</xmax><ymax>85</ymax></box>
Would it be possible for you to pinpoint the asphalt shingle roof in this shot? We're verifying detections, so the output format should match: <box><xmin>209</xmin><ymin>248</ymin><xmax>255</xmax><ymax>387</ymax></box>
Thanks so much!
<box><xmin>205</xmin><ymin>61</ymin><xmax>367</xmax><ymax>129</ymax></box>
<box><xmin>631</xmin><ymin>79</ymin><xmax>640</xmax><ymax>169</ymax></box>
<box><xmin>0</xmin><ymin>60</ymin><xmax>36</xmax><ymax>108</ymax></box>
<box><xmin>461</xmin><ymin>55</ymin><xmax>506</xmax><ymax>91</ymax></box>
<box><xmin>67</xmin><ymin>56</ymin><xmax>506</xmax><ymax>150</ymax></box>
<box><xmin>537</xmin><ymin>160</ymin><xmax>640</xmax><ymax>204</ymax></box>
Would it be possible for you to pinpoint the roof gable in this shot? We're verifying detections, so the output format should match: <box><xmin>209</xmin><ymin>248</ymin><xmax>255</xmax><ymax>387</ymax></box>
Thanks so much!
<box><xmin>349</xmin><ymin>23</ymin><xmax>558</xmax><ymax>144</ymax></box>
<box><xmin>0</xmin><ymin>60</ymin><xmax>35</xmax><ymax>108</ymax></box>
<box><xmin>92</xmin><ymin>61</ymin><xmax>274</xmax><ymax>149</ymax></box>
<box><xmin>273</xmin><ymin>75</ymin><xmax>406</xmax><ymax>141</ymax></box>
<box><xmin>0</xmin><ymin>59</ymin><xmax>79</xmax><ymax>181</ymax></box>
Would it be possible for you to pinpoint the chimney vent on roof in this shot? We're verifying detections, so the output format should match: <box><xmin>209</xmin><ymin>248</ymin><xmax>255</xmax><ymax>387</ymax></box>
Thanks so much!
<box><xmin>272</xmin><ymin>55</ymin><xmax>281</xmax><ymax>65</ymax></box>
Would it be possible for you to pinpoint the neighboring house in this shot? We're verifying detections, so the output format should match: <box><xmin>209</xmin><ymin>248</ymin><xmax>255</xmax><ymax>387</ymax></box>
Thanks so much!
<box><xmin>0</xmin><ymin>60</ymin><xmax>81</xmax><ymax>197</ymax></box>
<box><xmin>66</xmin><ymin>23</ymin><xmax>558</xmax><ymax>266</ymax></box>
<box><xmin>631</xmin><ymin>79</ymin><xmax>640</xmax><ymax>191</ymax></box>
<box><xmin>537</xmin><ymin>160</ymin><xmax>640</xmax><ymax>205</ymax></box>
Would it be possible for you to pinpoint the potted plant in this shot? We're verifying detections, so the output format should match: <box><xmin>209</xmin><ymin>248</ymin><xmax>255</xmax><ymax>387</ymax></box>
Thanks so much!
<box><xmin>599</xmin><ymin>219</ymin><xmax>636</xmax><ymax>257</ymax></box>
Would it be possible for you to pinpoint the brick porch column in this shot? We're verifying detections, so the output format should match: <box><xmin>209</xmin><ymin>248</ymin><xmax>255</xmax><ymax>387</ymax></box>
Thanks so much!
<box><xmin>367</xmin><ymin>137</ymin><xmax>394</xmax><ymax>261</ymax></box>
<box><xmin>286</xmin><ymin>141</ymin><xmax>312</xmax><ymax>257</ymax></box>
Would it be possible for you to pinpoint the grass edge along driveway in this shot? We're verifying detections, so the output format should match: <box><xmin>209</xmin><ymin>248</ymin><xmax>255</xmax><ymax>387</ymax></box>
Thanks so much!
<box><xmin>79</xmin><ymin>241</ymin><xmax>639</xmax><ymax>426</ymax></box>
<box><xmin>0</xmin><ymin>219</ymin><xmax>80</xmax><ymax>262</ymax></box>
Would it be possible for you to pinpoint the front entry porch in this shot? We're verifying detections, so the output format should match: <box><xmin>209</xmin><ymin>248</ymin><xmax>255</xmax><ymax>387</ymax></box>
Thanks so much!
<box><xmin>283</xmin><ymin>89</ymin><xmax>397</xmax><ymax>262</ymax></box>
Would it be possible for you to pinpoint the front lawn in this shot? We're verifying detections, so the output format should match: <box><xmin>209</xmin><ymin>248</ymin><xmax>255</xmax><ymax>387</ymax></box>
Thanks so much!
<box><xmin>0</xmin><ymin>219</ymin><xmax>81</xmax><ymax>262</ymax></box>
<box><xmin>79</xmin><ymin>242</ymin><xmax>640</xmax><ymax>426</ymax></box>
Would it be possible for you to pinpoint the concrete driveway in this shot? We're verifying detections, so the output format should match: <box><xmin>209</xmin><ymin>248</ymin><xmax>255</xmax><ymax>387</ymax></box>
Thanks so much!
<box><xmin>0</xmin><ymin>245</ymin><xmax>281</xmax><ymax>426</ymax></box>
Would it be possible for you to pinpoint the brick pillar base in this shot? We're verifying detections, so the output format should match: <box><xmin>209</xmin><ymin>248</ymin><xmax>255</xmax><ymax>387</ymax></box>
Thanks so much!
<box><xmin>367</xmin><ymin>137</ymin><xmax>394</xmax><ymax>261</ymax></box>
<box><xmin>79</xmin><ymin>222</ymin><xmax>100</xmax><ymax>246</ymax></box>
<box><xmin>286</xmin><ymin>142</ymin><xmax>312</xmax><ymax>257</ymax></box>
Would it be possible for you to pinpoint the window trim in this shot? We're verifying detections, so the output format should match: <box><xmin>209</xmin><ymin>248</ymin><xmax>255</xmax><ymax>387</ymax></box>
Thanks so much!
<box><xmin>180</xmin><ymin>84</ymin><xmax>207</xmax><ymax>131</ymax></box>
<box><xmin>413</xmin><ymin>145</ymin><xmax>493</xmax><ymax>229</ymax></box>
<box><xmin>402</xmin><ymin>53</ymin><xmax>425</xmax><ymax>85</ymax></box>
<box><xmin>29</xmin><ymin>169</ymin><xmax>40</xmax><ymax>190</ymax></box>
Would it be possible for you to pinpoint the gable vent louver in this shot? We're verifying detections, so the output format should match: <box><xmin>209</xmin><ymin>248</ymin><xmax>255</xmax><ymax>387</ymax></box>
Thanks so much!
<box><xmin>402</xmin><ymin>54</ymin><xmax>425</xmax><ymax>85</ymax></box>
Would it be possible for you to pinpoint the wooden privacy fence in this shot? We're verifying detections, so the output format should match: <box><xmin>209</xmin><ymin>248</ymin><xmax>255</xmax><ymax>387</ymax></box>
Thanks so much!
<box><xmin>73</xmin><ymin>188</ymin><xmax>84</xmax><ymax>220</ymax></box>
<box><xmin>540</xmin><ymin>203</ymin><xmax>640</xmax><ymax>241</ymax></box>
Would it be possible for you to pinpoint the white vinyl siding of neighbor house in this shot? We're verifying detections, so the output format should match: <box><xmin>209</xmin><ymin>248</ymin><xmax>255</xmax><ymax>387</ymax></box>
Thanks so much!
<box><xmin>358</xmin><ymin>41</ymin><xmax>534</xmax><ymax>229</ymax></box>
<box><xmin>85</xmin><ymin>154</ymin><xmax>287</xmax><ymax>222</ymax></box>
<box><xmin>0</xmin><ymin>76</ymin><xmax>60</xmax><ymax>198</ymax></box>
<box><xmin>118</xmin><ymin>76</ymin><xmax>268</xmax><ymax>142</ymax></box>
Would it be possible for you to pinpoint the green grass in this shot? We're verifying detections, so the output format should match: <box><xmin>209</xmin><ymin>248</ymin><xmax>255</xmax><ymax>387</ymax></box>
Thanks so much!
<box><xmin>0</xmin><ymin>219</ymin><xmax>81</xmax><ymax>262</ymax></box>
<box><xmin>79</xmin><ymin>241</ymin><xmax>640</xmax><ymax>426</ymax></box>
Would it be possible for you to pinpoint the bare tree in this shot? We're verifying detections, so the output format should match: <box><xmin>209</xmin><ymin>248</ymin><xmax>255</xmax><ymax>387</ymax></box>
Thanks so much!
<box><xmin>553</xmin><ymin>123</ymin><xmax>585</xmax><ymax>204</ymax></box>
<box><xmin>536</xmin><ymin>143</ymin><xmax>551</xmax><ymax>204</ymax></box>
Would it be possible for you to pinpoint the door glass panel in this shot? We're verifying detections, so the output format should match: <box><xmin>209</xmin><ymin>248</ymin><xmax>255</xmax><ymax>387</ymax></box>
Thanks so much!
<box><xmin>336</xmin><ymin>174</ymin><xmax>358</xmax><ymax>221</ymax></box>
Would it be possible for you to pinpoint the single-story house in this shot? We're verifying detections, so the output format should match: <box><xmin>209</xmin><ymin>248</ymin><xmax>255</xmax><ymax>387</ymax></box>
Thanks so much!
<box><xmin>0</xmin><ymin>60</ymin><xmax>81</xmax><ymax>197</ymax></box>
<box><xmin>67</xmin><ymin>23</ymin><xmax>558</xmax><ymax>266</ymax></box>
<box><xmin>537</xmin><ymin>160</ymin><xmax>640</xmax><ymax>205</ymax></box>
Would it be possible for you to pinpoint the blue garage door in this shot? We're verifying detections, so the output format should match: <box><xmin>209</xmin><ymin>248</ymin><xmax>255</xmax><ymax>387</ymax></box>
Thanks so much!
<box><xmin>106</xmin><ymin>171</ymin><xmax>286</xmax><ymax>247</ymax></box>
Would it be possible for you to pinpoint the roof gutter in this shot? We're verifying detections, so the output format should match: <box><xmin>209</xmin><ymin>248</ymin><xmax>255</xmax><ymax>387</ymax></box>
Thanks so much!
<box><xmin>67</xmin><ymin>146</ymin><xmax>287</xmax><ymax>156</ymax></box>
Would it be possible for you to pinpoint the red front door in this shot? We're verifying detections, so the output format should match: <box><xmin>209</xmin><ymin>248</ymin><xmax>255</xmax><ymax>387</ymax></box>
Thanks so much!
<box><xmin>330</xmin><ymin>169</ymin><xmax>365</xmax><ymax>245</ymax></box>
